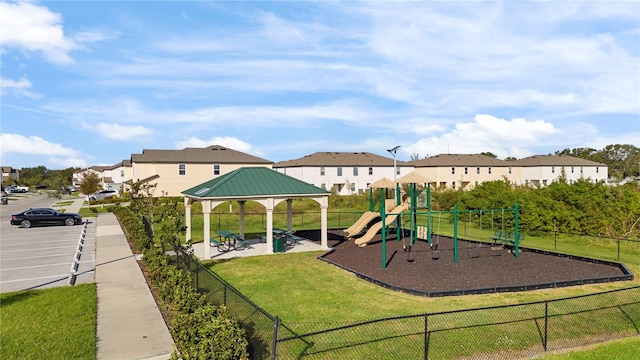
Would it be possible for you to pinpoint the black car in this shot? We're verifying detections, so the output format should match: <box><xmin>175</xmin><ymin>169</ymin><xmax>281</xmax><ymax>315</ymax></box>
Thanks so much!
<box><xmin>10</xmin><ymin>208</ymin><xmax>83</xmax><ymax>228</ymax></box>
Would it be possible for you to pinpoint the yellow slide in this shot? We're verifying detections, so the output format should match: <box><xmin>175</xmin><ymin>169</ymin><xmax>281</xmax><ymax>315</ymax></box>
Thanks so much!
<box><xmin>354</xmin><ymin>203</ymin><xmax>409</xmax><ymax>247</ymax></box>
<box><xmin>343</xmin><ymin>211</ymin><xmax>379</xmax><ymax>238</ymax></box>
<box><xmin>343</xmin><ymin>199</ymin><xmax>398</xmax><ymax>239</ymax></box>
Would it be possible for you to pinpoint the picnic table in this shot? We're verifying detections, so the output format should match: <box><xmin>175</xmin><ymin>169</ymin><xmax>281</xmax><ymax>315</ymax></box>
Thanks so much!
<box><xmin>212</xmin><ymin>230</ymin><xmax>249</xmax><ymax>252</ymax></box>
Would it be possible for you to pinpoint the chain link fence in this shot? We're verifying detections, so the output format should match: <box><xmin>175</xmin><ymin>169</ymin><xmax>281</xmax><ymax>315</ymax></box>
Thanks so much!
<box><xmin>172</xmin><ymin>245</ymin><xmax>639</xmax><ymax>359</ymax></box>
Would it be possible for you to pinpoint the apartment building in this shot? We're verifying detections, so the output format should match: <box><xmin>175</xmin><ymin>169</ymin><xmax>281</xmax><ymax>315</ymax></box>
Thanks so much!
<box><xmin>410</xmin><ymin>154</ymin><xmax>521</xmax><ymax>190</ymax></box>
<box><xmin>511</xmin><ymin>155</ymin><xmax>608</xmax><ymax>187</ymax></box>
<box><xmin>273</xmin><ymin>152</ymin><xmax>413</xmax><ymax>195</ymax></box>
<box><xmin>129</xmin><ymin>145</ymin><xmax>273</xmax><ymax>196</ymax></box>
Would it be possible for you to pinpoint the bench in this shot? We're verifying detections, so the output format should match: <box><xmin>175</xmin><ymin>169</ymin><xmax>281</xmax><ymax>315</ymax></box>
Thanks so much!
<box><xmin>209</xmin><ymin>238</ymin><xmax>229</xmax><ymax>252</ymax></box>
<box><xmin>233</xmin><ymin>234</ymin><xmax>250</xmax><ymax>250</ymax></box>
<box><xmin>490</xmin><ymin>230</ymin><xmax>524</xmax><ymax>246</ymax></box>
<box><xmin>284</xmin><ymin>231</ymin><xmax>303</xmax><ymax>246</ymax></box>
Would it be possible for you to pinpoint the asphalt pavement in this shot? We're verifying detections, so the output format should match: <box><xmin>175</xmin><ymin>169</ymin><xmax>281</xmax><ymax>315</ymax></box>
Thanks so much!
<box><xmin>0</xmin><ymin>193</ymin><xmax>174</xmax><ymax>359</ymax></box>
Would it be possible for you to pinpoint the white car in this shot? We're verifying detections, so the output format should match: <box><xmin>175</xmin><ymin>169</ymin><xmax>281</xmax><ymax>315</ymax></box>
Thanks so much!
<box><xmin>87</xmin><ymin>189</ymin><xmax>119</xmax><ymax>201</ymax></box>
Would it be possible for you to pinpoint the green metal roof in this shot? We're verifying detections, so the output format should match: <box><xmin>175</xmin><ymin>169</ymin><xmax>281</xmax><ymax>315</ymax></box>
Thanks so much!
<box><xmin>182</xmin><ymin>167</ymin><xmax>329</xmax><ymax>198</ymax></box>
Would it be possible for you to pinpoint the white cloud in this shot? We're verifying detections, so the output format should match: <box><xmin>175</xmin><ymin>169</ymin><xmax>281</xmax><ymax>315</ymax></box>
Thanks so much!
<box><xmin>0</xmin><ymin>133</ymin><xmax>81</xmax><ymax>157</ymax></box>
<box><xmin>406</xmin><ymin>115</ymin><xmax>559</xmax><ymax>159</ymax></box>
<box><xmin>0</xmin><ymin>1</ymin><xmax>76</xmax><ymax>63</ymax></box>
<box><xmin>175</xmin><ymin>136</ymin><xmax>264</xmax><ymax>157</ymax></box>
<box><xmin>0</xmin><ymin>76</ymin><xmax>41</xmax><ymax>98</ymax></box>
<box><xmin>89</xmin><ymin>123</ymin><xmax>155</xmax><ymax>141</ymax></box>
<box><xmin>48</xmin><ymin>156</ymin><xmax>88</xmax><ymax>169</ymax></box>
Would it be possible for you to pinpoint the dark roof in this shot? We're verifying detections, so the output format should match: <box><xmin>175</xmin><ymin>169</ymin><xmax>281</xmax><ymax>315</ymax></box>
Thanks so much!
<box><xmin>274</xmin><ymin>152</ymin><xmax>410</xmax><ymax>167</ymax></box>
<box><xmin>410</xmin><ymin>154</ymin><xmax>508</xmax><ymax>167</ymax></box>
<box><xmin>131</xmin><ymin>145</ymin><xmax>272</xmax><ymax>164</ymax></box>
<box><xmin>182</xmin><ymin>167</ymin><xmax>329</xmax><ymax>199</ymax></box>
<box><xmin>510</xmin><ymin>155</ymin><xmax>606</xmax><ymax>167</ymax></box>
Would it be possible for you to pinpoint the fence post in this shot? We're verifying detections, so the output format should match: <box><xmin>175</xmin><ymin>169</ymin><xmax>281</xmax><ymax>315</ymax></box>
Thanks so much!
<box><xmin>195</xmin><ymin>261</ymin><xmax>200</xmax><ymax>291</ymax></box>
<box><xmin>618</xmin><ymin>239</ymin><xmax>620</xmax><ymax>261</ymax></box>
<box><xmin>544</xmin><ymin>301</ymin><xmax>548</xmax><ymax>351</ymax></box>
<box><xmin>271</xmin><ymin>316</ymin><xmax>280</xmax><ymax>360</ymax></box>
<box><xmin>424</xmin><ymin>314</ymin><xmax>429</xmax><ymax>360</ymax></box>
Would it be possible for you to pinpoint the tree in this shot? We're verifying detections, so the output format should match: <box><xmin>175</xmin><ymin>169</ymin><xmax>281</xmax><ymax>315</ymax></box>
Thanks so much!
<box><xmin>46</xmin><ymin>176</ymin><xmax>69</xmax><ymax>211</ymax></box>
<box><xmin>411</xmin><ymin>153</ymin><xmax>427</xmax><ymax>161</ymax></box>
<box><xmin>79</xmin><ymin>171</ymin><xmax>101</xmax><ymax>203</ymax></box>
<box><xmin>480</xmin><ymin>152</ymin><xmax>497</xmax><ymax>158</ymax></box>
<box><xmin>504</xmin><ymin>156</ymin><xmax>517</xmax><ymax>161</ymax></box>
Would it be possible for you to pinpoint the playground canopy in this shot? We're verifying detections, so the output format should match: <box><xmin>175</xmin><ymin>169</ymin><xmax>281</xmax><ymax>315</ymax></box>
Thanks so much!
<box><xmin>369</xmin><ymin>177</ymin><xmax>396</xmax><ymax>189</ymax></box>
<box><xmin>182</xmin><ymin>167</ymin><xmax>330</xmax><ymax>259</ymax></box>
<box><xmin>395</xmin><ymin>171</ymin><xmax>433</xmax><ymax>185</ymax></box>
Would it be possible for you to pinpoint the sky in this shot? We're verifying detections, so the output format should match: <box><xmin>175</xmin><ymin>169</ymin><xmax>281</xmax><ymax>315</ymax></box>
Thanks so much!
<box><xmin>1</xmin><ymin>1</ymin><xmax>639</xmax><ymax>170</ymax></box>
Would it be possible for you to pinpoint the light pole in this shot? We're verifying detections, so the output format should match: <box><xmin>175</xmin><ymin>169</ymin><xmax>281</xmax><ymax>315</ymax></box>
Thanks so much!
<box><xmin>387</xmin><ymin>145</ymin><xmax>401</xmax><ymax>200</ymax></box>
<box><xmin>387</xmin><ymin>145</ymin><xmax>401</xmax><ymax>182</ymax></box>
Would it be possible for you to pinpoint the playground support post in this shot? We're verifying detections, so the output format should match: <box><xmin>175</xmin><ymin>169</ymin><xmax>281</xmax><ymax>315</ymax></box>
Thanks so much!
<box><xmin>454</xmin><ymin>205</ymin><xmax>458</xmax><ymax>263</ymax></box>
<box><xmin>514</xmin><ymin>203</ymin><xmax>519</xmax><ymax>258</ymax></box>
<box><xmin>380</xmin><ymin>189</ymin><xmax>387</xmax><ymax>269</ymax></box>
<box><xmin>427</xmin><ymin>183</ymin><xmax>431</xmax><ymax>245</ymax></box>
<box><xmin>396</xmin><ymin>183</ymin><xmax>401</xmax><ymax>242</ymax></box>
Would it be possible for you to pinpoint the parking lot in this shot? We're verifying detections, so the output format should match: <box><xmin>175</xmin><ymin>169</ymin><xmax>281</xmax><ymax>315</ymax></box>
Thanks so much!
<box><xmin>0</xmin><ymin>193</ymin><xmax>95</xmax><ymax>293</ymax></box>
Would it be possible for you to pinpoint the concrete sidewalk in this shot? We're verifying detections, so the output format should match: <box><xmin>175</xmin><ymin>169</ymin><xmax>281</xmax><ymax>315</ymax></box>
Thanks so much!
<box><xmin>62</xmin><ymin>197</ymin><xmax>174</xmax><ymax>360</ymax></box>
<box><xmin>95</xmin><ymin>212</ymin><xmax>175</xmax><ymax>360</ymax></box>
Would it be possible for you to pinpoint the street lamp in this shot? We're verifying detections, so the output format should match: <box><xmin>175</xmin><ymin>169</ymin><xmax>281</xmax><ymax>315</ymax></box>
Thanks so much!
<box><xmin>387</xmin><ymin>145</ymin><xmax>401</xmax><ymax>201</ymax></box>
<box><xmin>387</xmin><ymin>145</ymin><xmax>401</xmax><ymax>182</ymax></box>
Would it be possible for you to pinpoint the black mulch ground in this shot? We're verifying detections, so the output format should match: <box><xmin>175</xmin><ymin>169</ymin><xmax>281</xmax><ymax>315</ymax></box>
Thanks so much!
<box><xmin>296</xmin><ymin>229</ymin><xmax>632</xmax><ymax>296</ymax></box>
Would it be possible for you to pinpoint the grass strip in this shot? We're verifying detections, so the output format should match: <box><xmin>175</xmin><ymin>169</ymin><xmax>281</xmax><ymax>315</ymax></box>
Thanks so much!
<box><xmin>0</xmin><ymin>284</ymin><xmax>97</xmax><ymax>360</ymax></box>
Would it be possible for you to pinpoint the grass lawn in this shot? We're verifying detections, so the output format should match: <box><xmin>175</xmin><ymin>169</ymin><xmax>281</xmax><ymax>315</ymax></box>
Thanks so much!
<box><xmin>0</xmin><ymin>284</ymin><xmax>97</xmax><ymax>360</ymax></box>
<box><xmin>539</xmin><ymin>336</ymin><xmax>640</xmax><ymax>359</ymax></box>
<box><xmin>206</xmin><ymin>253</ymin><xmax>639</xmax><ymax>333</ymax></box>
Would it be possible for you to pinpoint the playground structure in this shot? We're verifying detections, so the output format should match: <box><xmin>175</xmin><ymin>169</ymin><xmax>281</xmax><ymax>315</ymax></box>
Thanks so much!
<box><xmin>354</xmin><ymin>203</ymin><xmax>409</xmax><ymax>247</ymax></box>
<box><xmin>344</xmin><ymin>172</ymin><xmax>522</xmax><ymax>269</ymax></box>
<box><xmin>343</xmin><ymin>199</ymin><xmax>397</xmax><ymax>239</ymax></box>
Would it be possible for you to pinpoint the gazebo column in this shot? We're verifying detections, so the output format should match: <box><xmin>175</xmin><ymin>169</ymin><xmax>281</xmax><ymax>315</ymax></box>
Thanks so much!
<box><xmin>238</xmin><ymin>201</ymin><xmax>246</xmax><ymax>238</ymax></box>
<box><xmin>265</xmin><ymin>198</ymin><xmax>274</xmax><ymax>254</ymax></box>
<box><xmin>320</xmin><ymin>196</ymin><xmax>329</xmax><ymax>249</ymax></box>
<box><xmin>184</xmin><ymin>200</ymin><xmax>192</xmax><ymax>241</ymax></box>
<box><xmin>286</xmin><ymin>199</ymin><xmax>293</xmax><ymax>231</ymax></box>
<box><xmin>202</xmin><ymin>200</ymin><xmax>212</xmax><ymax>259</ymax></box>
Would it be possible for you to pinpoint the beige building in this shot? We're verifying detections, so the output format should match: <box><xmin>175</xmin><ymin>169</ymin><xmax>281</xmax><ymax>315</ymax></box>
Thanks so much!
<box><xmin>129</xmin><ymin>145</ymin><xmax>273</xmax><ymax>196</ymax></box>
<box><xmin>511</xmin><ymin>155</ymin><xmax>608</xmax><ymax>187</ymax></box>
<box><xmin>410</xmin><ymin>154</ymin><xmax>523</xmax><ymax>190</ymax></box>
<box><xmin>1</xmin><ymin>166</ymin><xmax>20</xmax><ymax>186</ymax></box>
<box><xmin>273</xmin><ymin>152</ymin><xmax>413</xmax><ymax>195</ymax></box>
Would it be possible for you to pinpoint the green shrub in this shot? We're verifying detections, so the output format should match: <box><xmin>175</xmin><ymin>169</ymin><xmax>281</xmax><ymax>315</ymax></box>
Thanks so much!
<box><xmin>113</xmin><ymin>209</ymin><xmax>249</xmax><ymax>359</ymax></box>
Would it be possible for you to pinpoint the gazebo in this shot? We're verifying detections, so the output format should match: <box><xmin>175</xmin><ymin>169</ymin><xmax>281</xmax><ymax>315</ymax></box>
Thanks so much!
<box><xmin>181</xmin><ymin>167</ymin><xmax>331</xmax><ymax>259</ymax></box>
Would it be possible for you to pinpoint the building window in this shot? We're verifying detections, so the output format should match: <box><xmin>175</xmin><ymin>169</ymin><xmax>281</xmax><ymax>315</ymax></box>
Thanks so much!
<box><xmin>353</xmin><ymin>167</ymin><xmax>358</xmax><ymax>176</ymax></box>
<box><xmin>396</xmin><ymin>167</ymin><xmax>400</xmax><ymax>176</ymax></box>
<box><xmin>596</xmin><ymin>167</ymin><xmax>599</xmax><ymax>173</ymax></box>
<box><xmin>543</xmin><ymin>179</ymin><xmax>548</xmax><ymax>186</ymax></box>
<box><xmin>475</xmin><ymin>181</ymin><xmax>478</xmax><ymax>186</ymax></box>
<box><xmin>571</xmin><ymin>166</ymin><xmax>574</xmax><ymax>173</ymax></box>
<box><xmin>580</xmin><ymin>166</ymin><xmax>583</xmax><ymax>173</ymax></box>
<box><xmin>552</xmin><ymin>166</ymin><xmax>555</xmax><ymax>174</ymax></box>
<box><xmin>213</xmin><ymin>164</ymin><xmax>220</xmax><ymax>175</ymax></box>
<box><xmin>451</xmin><ymin>167</ymin><xmax>455</xmax><ymax>175</ymax></box>
<box><xmin>488</xmin><ymin>167</ymin><xmax>492</xmax><ymax>174</ymax></box>
<box><xmin>508</xmin><ymin>166</ymin><xmax>512</xmax><ymax>174</ymax></box>
<box><xmin>351</xmin><ymin>183</ymin><xmax>356</xmax><ymax>192</ymax></box>
<box><xmin>120</xmin><ymin>170</ymin><xmax>124</xmax><ymax>177</ymax></box>
<box><xmin>452</xmin><ymin>181</ymin><xmax>456</xmax><ymax>189</ymax></box>
<box><xmin>179</xmin><ymin>164</ymin><xmax>186</xmax><ymax>175</ymax></box>
<box><xmin>320</xmin><ymin>167</ymin><xmax>325</xmax><ymax>176</ymax></box>
<box><xmin>464</xmin><ymin>167</ymin><xmax>468</xmax><ymax>175</ymax></box>
<box><xmin>476</xmin><ymin>167</ymin><xmax>480</xmax><ymax>174</ymax></box>
<box><xmin>337</xmin><ymin>167</ymin><xmax>342</xmax><ymax>176</ymax></box>
<box><xmin>368</xmin><ymin>167</ymin><xmax>373</xmax><ymax>175</ymax></box>
<box><xmin>321</xmin><ymin>183</ymin><xmax>326</xmax><ymax>189</ymax></box>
